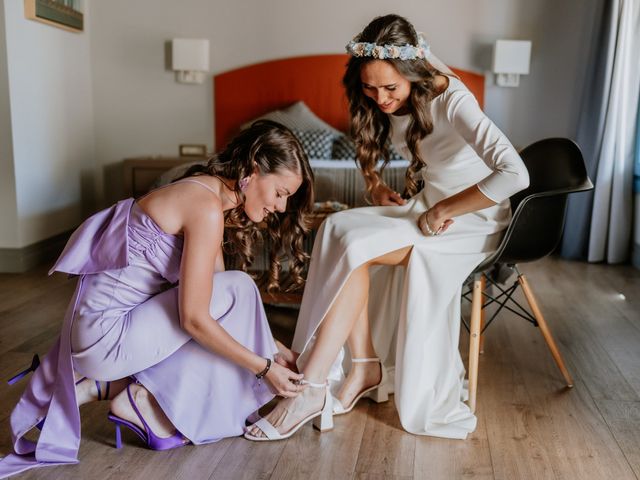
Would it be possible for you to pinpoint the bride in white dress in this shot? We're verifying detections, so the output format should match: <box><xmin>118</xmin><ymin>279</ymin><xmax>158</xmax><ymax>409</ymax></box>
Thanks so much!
<box><xmin>245</xmin><ymin>13</ymin><xmax>529</xmax><ymax>441</ymax></box>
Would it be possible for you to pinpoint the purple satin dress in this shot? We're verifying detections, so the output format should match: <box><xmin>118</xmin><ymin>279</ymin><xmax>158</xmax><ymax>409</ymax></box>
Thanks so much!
<box><xmin>0</xmin><ymin>195</ymin><xmax>277</xmax><ymax>479</ymax></box>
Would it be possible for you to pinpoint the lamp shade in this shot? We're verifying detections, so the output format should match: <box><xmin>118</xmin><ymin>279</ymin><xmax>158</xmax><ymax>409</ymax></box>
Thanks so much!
<box><xmin>492</xmin><ymin>40</ymin><xmax>531</xmax><ymax>75</ymax></box>
<box><xmin>172</xmin><ymin>38</ymin><xmax>209</xmax><ymax>72</ymax></box>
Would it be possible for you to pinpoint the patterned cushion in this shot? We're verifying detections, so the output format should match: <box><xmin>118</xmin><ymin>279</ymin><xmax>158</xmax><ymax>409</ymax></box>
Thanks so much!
<box><xmin>293</xmin><ymin>129</ymin><xmax>335</xmax><ymax>159</ymax></box>
<box><xmin>241</xmin><ymin>101</ymin><xmax>342</xmax><ymax>135</ymax></box>
<box><xmin>331</xmin><ymin>134</ymin><xmax>407</xmax><ymax>161</ymax></box>
<box><xmin>331</xmin><ymin>135</ymin><xmax>357</xmax><ymax>159</ymax></box>
<box><xmin>389</xmin><ymin>142</ymin><xmax>406</xmax><ymax>160</ymax></box>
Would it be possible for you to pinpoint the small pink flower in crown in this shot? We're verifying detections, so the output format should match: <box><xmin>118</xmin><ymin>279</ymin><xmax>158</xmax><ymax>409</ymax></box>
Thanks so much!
<box><xmin>386</xmin><ymin>46</ymin><xmax>401</xmax><ymax>59</ymax></box>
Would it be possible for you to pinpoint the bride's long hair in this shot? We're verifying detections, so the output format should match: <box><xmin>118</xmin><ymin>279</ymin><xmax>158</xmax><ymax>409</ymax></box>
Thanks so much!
<box><xmin>344</xmin><ymin>14</ymin><xmax>442</xmax><ymax>197</ymax></box>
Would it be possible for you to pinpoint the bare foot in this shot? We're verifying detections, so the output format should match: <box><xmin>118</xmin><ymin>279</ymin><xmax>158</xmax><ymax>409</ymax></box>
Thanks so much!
<box><xmin>74</xmin><ymin>374</ymin><xmax>130</xmax><ymax>406</ymax></box>
<box><xmin>246</xmin><ymin>385</ymin><xmax>326</xmax><ymax>438</ymax></box>
<box><xmin>335</xmin><ymin>361</ymin><xmax>382</xmax><ymax>410</ymax></box>
<box><xmin>110</xmin><ymin>383</ymin><xmax>177</xmax><ymax>438</ymax></box>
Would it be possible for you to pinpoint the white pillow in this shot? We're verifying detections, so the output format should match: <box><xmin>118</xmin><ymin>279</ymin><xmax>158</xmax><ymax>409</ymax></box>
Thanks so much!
<box><xmin>241</xmin><ymin>101</ymin><xmax>342</xmax><ymax>135</ymax></box>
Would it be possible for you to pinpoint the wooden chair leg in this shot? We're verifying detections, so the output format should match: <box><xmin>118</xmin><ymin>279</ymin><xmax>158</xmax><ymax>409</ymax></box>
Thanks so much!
<box><xmin>518</xmin><ymin>274</ymin><xmax>574</xmax><ymax>387</ymax></box>
<box><xmin>468</xmin><ymin>274</ymin><xmax>485</xmax><ymax>413</ymax></box>
<box><xmin>479</xmin><ymin>295</ymin><xmax>486</xmax><ymax>355</ymax></box>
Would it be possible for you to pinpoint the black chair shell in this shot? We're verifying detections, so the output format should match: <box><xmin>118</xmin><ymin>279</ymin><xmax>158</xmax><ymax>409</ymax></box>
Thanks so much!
<box><xmin>474</xmin><ymin>138</ymin><xmax>593</xmax><ymax>272</ymax></box>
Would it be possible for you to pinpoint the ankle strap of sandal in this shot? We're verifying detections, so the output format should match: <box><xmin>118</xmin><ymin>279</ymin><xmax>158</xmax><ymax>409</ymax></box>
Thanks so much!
<box><xmin>300</xmin><ymin>379</ymin><xmax>328</xmax><ymax>388</ymax></box>
<box><xmin>351</xmin><ymin>358</ymin><xmax>380</xmax><ymax>363</ymax></box>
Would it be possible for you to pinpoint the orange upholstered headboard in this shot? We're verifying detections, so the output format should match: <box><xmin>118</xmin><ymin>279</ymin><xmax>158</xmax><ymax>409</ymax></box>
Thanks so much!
<box><xmin>213</xmin><ymin>54</ymin><xmax>484</xmax><ymax>150</ymax></box>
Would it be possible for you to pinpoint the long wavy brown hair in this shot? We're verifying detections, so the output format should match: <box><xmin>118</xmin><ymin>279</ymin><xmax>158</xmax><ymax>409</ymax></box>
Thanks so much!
<box><xmin>175</xmin><ymin>120</ymin><xmax>314</xmax><ymax>293</ymax></box>
<box><xmin>344</xmin><ymin>14</ymin><xmax>443</xmax><ymax>197</ymax></box>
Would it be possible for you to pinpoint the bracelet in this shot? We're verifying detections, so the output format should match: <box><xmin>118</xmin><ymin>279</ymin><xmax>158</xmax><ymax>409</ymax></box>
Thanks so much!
<box><xmin>255</xmin><ymin>358</ymin><xmax>272</xmax><ymax>379</ymax></box>
<box><xmin>422</xmin><ymin>215</ymin><xmax>440</xmax><ymax>236</ymax></box>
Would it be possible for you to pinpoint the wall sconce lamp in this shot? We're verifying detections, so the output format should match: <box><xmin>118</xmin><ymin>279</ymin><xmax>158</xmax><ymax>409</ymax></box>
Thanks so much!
<box><xmin>492</xmin><ymin>40</ymin><xmax>532</xmax><ymax>87</ymax></box>
<box><xmin>171</xmin><ymin>38</ymin><xmax>209</xmax><ymax>84</ymax></box>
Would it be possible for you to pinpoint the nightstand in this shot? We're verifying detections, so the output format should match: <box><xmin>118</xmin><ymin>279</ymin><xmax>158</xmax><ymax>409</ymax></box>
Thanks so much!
<box><xmin>123</xmin><ymin>156</ymin><xmax>207</xmax><ymax>198</ymax></box>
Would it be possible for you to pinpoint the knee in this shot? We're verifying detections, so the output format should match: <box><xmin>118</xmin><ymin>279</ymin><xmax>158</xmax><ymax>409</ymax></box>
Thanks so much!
<box><xmin>210</xmin><ymin>271</ymin><xmax>259</xmax><ymax>319</ymax></box>
<box><xmin>322</xmin><ymin>213</ymin><xmax>358</xmax><ymax>252</ymax></box>
<box><xmin>72</xmin><ymin>354</ymin><xmax>115</xmax><ymax>381</ymax></box>
<box><xmin>218</xmin><ymin>270</ymin><xmax>259</xmax><ymax>298</ymax></box>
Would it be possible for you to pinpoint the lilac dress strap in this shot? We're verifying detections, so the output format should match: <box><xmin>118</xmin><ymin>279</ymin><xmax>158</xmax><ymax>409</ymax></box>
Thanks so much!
<box><xmin>174</xmin><ymin>178</ymin><xmax>219</xmax><ymax>195</ymax></box>
<box><xmin>136</xmin><ymin>178</ymin><xmax>220</xmax><ymax>201</ymax></box>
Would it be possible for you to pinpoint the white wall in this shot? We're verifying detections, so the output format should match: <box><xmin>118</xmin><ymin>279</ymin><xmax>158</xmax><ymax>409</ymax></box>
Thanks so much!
<box><xmin>0</xmin><ymin>2</ymin><xmax>19</xmax><ymax>248</ymax></box>
<box><xmin>1</xmin><ymin>0</ymin><xmax>96</xmax><ymax>248</ymax></box>
<box><xmin>90</xmin><ymin>0</ymin><xmax>600</xmax><ymax>204</ymax></box>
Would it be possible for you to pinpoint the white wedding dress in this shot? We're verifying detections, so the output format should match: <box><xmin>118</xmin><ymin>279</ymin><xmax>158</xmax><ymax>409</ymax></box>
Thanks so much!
<box><xmin>292</xmin><ymin>75</ymin><xmax>529</xmax><ymax>439</ymax></box>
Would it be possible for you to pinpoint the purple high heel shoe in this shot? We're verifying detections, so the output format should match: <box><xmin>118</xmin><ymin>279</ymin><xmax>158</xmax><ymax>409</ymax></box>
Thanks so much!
<box><xmin>8</xmin><ymin>355</ymin><xmax>112</xmax><ymax>430</ymax></box>
<box><xmin>7</xmin><ymin>354</ymin><xmax>40</xmax><ymax>385</ymax></box>
<box><xmin>107</xmin><ymin>384</ymin><xmax>189</xmax><ymax>451</ymax></box>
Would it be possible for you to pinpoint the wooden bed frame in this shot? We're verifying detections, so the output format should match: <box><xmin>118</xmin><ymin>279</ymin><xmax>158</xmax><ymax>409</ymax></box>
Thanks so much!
<box><xmin>213</xmin><ymin>54</ymin><xmax>485</xmax><ymax>150</ymax></box>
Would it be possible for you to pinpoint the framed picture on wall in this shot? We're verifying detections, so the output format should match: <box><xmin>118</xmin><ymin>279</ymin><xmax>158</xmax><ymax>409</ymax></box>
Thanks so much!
<box><xmin>179</xmin><ymin>144</ymin><xmax>208</xmax><ymax>157</ymax></box>
<box><xmin>24</xmin><ymin>0</ymin><xmax>84</xmax><ymax>33</ymax></box>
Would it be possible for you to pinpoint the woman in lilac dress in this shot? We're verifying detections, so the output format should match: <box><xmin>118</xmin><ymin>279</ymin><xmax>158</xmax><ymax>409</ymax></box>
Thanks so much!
<box><xmin>0</xmin><ymin>120</ymin><xmax>314</xmax><ymax>478</ymax></box>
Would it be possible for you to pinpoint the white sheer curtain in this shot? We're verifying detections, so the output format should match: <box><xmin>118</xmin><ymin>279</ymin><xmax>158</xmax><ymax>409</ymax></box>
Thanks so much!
<box><xmin>588</xmin><ymin>0</ymin><xmax>640</xmax><ymax>262</ymax></box>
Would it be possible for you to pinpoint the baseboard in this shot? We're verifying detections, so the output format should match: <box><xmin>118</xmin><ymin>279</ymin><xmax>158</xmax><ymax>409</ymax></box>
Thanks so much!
<box><xmin>0</xmin><ymin>231</ymin><xmax>71</xmax><ymax>273</ymax></box>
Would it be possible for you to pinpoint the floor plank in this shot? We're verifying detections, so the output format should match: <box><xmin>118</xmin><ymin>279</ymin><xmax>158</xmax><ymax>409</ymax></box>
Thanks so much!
<box><xmin>355</xmin><ymin>398</ymin><xmax>416</xmax><ymax>478</ymax></box>
<box><xmin>594</xmin><ymin>399</ymin><xmax>640</xmax><ymax>478</ymax></box>
<box><xmin>270</xmin><ymin>402</ymin><xmax>370</xmax><ymax>480</ymax></box>
<box><xmin>477</xmin><ymin>319</ymin><xmax>559</xmax><ymax>480</ymax></box>
<box><xmin>414</xmin><ymin>414</ymin><xmax>494</xmax><ymax>479</ymax></box>
<box><xmin>208</xmin><ymin>435</ymin><xmax>287</xmax><ymax>479</ymax></box>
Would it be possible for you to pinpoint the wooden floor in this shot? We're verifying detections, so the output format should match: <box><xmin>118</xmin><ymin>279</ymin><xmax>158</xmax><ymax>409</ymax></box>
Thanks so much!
<box><xmin>0</xmin><ymin>257</ymin><xmax>639</xmax><ymax>480</ymax></box>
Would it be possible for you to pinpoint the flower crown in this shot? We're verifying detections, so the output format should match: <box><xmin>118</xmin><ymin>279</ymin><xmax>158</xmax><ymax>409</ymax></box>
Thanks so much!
<box><xmin>345</xmin><ymin>34</ymin><xmax>430</xmax><ymax>60</ymax></box>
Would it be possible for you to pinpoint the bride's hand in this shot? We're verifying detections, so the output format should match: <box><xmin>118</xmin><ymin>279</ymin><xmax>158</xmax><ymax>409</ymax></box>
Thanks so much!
<box><xmin>264</xmin><ymin>362</ymin><xmax>307</xmax><ymax>398</ymax></box>
<box><xmin>274</xmin><ymin>339</ymin><xmax>300</xmax><ymax>372</ymax></box>
<box><xmin>417</xmin><ymin>208</ymin><xmax>454</xmax><ymax>236</ymax></box>
<box><xmin>370</xmin><ymin>183</ymin><xmax>406</xmax><ymax>206</ymax></box>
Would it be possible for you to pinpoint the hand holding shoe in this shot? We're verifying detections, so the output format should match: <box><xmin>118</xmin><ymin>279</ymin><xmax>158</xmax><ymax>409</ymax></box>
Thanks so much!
<box><xmin>265</xmin><ymin>362</ymin><xmax>307</xmax><ymax>398</ymax></box>
<box><xmin>274</xmin><ymin>339</ymin><xmax>300</xmax><ymax>373</ymax></box>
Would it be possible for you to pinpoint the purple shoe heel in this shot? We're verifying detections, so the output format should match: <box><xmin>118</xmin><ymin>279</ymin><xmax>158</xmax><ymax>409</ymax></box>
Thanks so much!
<box><xmin>107</xmin><ymin>384</ymin><xmax>189</xmax><ymax>451</ymax></box>
<box><xmin>7</xmin><ymin>354</ymin><xmax>40</xmax><ymax>385</ymax></box>
<box><xmin>8</xmin><ymin>355</ymin><xmax>112</xmax><ymax>431</ymax></box>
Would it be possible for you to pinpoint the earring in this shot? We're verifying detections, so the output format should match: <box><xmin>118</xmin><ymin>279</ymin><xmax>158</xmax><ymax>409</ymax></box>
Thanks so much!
<box><xmin>239</xmin><ymin>177</ymin><xmax>250</xmax><ymax>191</ymax></box>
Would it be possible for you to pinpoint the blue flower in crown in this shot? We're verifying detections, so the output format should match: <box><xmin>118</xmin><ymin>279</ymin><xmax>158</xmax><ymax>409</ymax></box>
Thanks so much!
<box><xmin>399</xmin><ymin>45</ymin><xmax>413</xmax><ymax>60</ymax></box>
<box><xmin>363</xmin><ymin>42</ymin><xmax>375</xmax><ymax>57</ymax></box>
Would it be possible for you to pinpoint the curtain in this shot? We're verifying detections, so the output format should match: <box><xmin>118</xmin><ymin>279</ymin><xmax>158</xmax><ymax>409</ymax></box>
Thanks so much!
<box><xmin>561</xmin><ymin>0</ymin><xmax>640</xmax><ymax>263</ymax></box>
<box><xmin>633</xmin><ymin>94</ymin><xmax>640</xmax><ymax>268</ymax></box>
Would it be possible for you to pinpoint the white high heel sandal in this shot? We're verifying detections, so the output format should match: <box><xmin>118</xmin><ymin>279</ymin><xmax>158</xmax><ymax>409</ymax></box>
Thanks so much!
<box><xmin>333</xmin><ymin>358</ymin><xmax>389</xmax><ymax>415</ymax></box>
<box><xmin>243</xmin><ymin>380</ymin><xmax>333</xmax><ymax>441</ymax></box>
